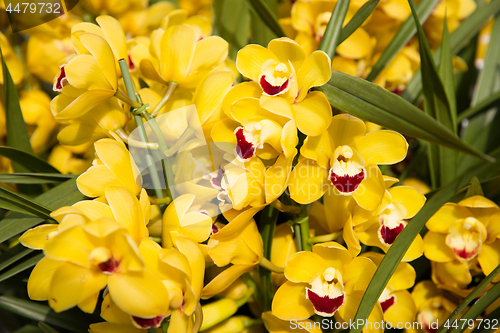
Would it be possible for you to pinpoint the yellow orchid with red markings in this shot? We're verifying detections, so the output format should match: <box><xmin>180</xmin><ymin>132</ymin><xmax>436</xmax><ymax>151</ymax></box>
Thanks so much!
<box><xmin>271</xmin><ymin>242</ymin><xmax>383</xmax><ymax>330</ymax></box>
<box><xmin>288</xmin><ymin>114</ymin><xmax>408</xmax><ymax>211</ymax></box>
<box><xmin>236</xmin><ymin>38</ymin><xmax>332</xmax><ymax>136</ymax></box>
<box><xmin>423</xmin><ymin>195</ymin><xmax>500</xmax><ymax>288</ymax></box>
<box><xmin>361</xmin><ymin>253</ymin><xmax>417</xmax><ymax>326</ymax></box>
<box><xmin>349</xmin><ymin>179</ymin><xmax>426</xmax><ymax>259</ymax></box>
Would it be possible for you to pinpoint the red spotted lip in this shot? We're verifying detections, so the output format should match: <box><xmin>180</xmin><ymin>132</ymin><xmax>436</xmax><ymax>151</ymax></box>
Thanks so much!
<box><xmin>98</xmin><ymin>256</ymin><xmax>120</xmax><ymax>274</ymax></box>
<box><xmin>306</xmin><ymin>289</ymin><xmax>345</xmax><ymax>316</ymax></box>
<box><xmin>452</xmin><ymin>246</ymin><xmax>479</xmax><ymax>261</ymax></box>
<box><xmin>132</xmin><ymin>315</ymin><xmax>165</xmax><ymax>328</ymax></box>
<box><xmin>54</xmin><ymin>66</ymin><xmax>67</xmax><ymax>91</ymax></box>
<box><xmin>235</xmin><ymin>128</ymin><xmax>255</xmax><ymax>160</ymax></box>
<box><xmin>329</xmin><ymin>169</ymin><xmax>365</xmax><ymax>194</ymax></box>
<box><xmin>259</xmin><ymin>75</ymin><xmax>289</xmax><ymax>96</ymax></box>
<box><xmin>380</xmin><ymin>295</ymin><xmax>396</xmax><ymax>313</ymax></box>
<box><xmin>379</xmin><ymin>222</ymin><xmax>405</xmax><ymax>245</ymax></box>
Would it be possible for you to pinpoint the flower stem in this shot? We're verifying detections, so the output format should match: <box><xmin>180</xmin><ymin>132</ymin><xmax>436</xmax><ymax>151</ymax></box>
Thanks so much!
<box><xmin>151</xmin><ymin>82</ymin><xmax>178</xmax><ymax>117</ymax></box>
<box><xmin>114</xmin><ymin>89</ymin><xmax>142</xmax><ymax>109</ymax></box>
<box><xmin>259</xmin><ymin>257</ymin><xmax>284</xmax><ymax>273</ymax></box>
<box><xmin>118</xmin><ymin>59</ymin><xmax>164</xmax><ymax>200</ymax></box>
<box><xmin>293</xmin><ymin>215</ymin><xmax>311</xmax><ymax>252</ymax></box>
<box><xmin>308</xmin><ymin>231</ymin><xmax>342</xmax><ymax>245</ymax></box>
<box><xmin>259</xmin><ymin>205</ymin><xmax>279</xmax><ymax>312</ymax></box>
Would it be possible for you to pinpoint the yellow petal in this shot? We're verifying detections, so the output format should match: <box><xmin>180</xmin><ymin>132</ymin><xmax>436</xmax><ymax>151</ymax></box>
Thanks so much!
<box><xmin>353</xmin><ymin>131</ymin><xmax>408</xmax><ymax>165</ymax></box>
<box><xmin>296</xmin><ymin>51</ymin><xmax>331</xmax><ymax>102</ymax></box>
<box><xmin>160</xmin><ymin>25</ymin><xmax>196</xmax><ymax>82</ymax></box>
<box><xmin>284</xmin><ymin>251</ymin><xmax>325</xmax><ymax>283</ymax></box>
<box><xmin>343</xmin><ymin>215</ymin><xmax>361</xmax><ymax>256</ymax></box>
<box><xmin>236</xmin><ymin>44</ymin><xmax>278</xmax><ymax>81</ymax></box>
<box><xmin>388</xmin><ymin>186</ymin><xmax>426</xmax><ymax>219</ymax></box>
<box><xmin>193</xmin><ymin>71</ymin><xmax>233</xmax><ymax>124</ymax></box>
<box><xmin>202</xmin><ymin>265</ymin><xmax>253</xmax><ymax>299</ymax></box>
<box><xmin>44</xmin><ymin>226</ymin><xmax>94</xmax><ymax>267</ymax></box>
<box><xmin>72</xmin><ymin>200</ymin><xmax>114</xmax><ymax>220</ymax></box>
<box><xmin>288</xmin><ymin>159</ymin><xmax>329</xmax><ymax>204</ymax></box>
<box><xmin>49</xmin><ymin>262</ymin><xmax>107</xmax><ymax>313</ymax></box>
<box><xmin>312</xmin><ymin>242</ymin><xmax>353</xmax><ymax>270</ymax></box>
<box><xmin>423</xmin><ymin>232</ymin><xmax>455</xmax><ymax>262</ymax></box>
<box><xmin>78</xmin><ymin>33</ymin><xmax>117</xmax><ymax>90</ymax></box>
<box><xmin>55</xmin><ymin>90</ymin><xmax>115</xmax><ymax>122</ymax></box>
<box><xmin>105</xmin><ymin>186</ymin><xmax>148</xmax><ymax>244</ymax></box>
<box><xmin>271</xmin><ymin>281</ymin><xmax>315</xmax><ymax>321</ymax></box>
<box><xmin>19</xmin><ymin>224</ymin><xmax>59</xmax><ymax>250</ymax></box>
<box><xmin>329</xmin><ymin>114</ymin><xmax>366</xmax><ymax>147</ymax></box>
<box><xmin>426</xmin><ymin>203</ymin><xmax>471</xmax><ymax>233</ymax></box>
<box><xmin>222</xmin><ymin>82</ymin><xmax>262</xmax><ymax>119</ymax></box>
<box><xmin>108</xmin><ymin>270</ymin><xmax>170</xmax><ymax>318</ymax></box>
<box><xmin>65</xmin><ymin>55</ymin><xmax>113</xmax><ymax>91</ymax></box>
<box><xmin>28</xmin><ymin>257</ymin><xmax>61</xmax><ymax>301</ymax></box>
<box><xmin>96</xmin><ymin>15</ymin><xmax>128</xmax><ymax>62</ymax></box>
<box><xmin>292</xmin><ymin>91</ymin><xmax>332</xmax><ymax>136</ymax></box>
<box><xmin>341</xmin><ymin>257</ymin><xmax>376</xmax><ymax>293</ymax></box>
<box><xmin>353</xmin><ymin>165</ymin><xmax>385</xmax><ymax>211</ymax></box>
<box><xmin>336</xmin><ymin>28</ymin><xmax>372</xmax><ymax>59</ymax></box>
<box><xmin>478</xmin><ymin>240</ymin><xmax>500</xmax><ymax>282</ymax></box>
<box><xmin>260</xmin><ymin>95</ymin><xmax>295</xmax><ymax>119</ymax></box>
<box><xmin>300</xmin><ymin>130</ymin><xmax>334</xmax><ymax>170</ymax></box>
<box><xmin>262</xmin><ymin>311</ymin><xmax>322</xmax><ymax>333</ymax></box>
<box><xmin>402</xmin><ymin>234</ymin><xmax>424</xmax><ymax>262</ymax></box>
<box><xmin>384</xmin><ymin>290</ymin><xmax>416</xmax><ymax>325</ymax></box>
<box><xmin>190</xmin><ymin>36</ymin><xmax>228</xmax><ymax>74</ymax></box>
<box><xmin>268</xmin><ymin>38</ymin><xmax>307</xmax><ymax>74</ymax></box>
<box><xmin>175</xmin><ymin>236</ymin><xmax>205</xmax><ymax>298</ymax></box>
<box><xmin>458</xmin><ymin>195</ymin><xmax>499</xmax><ymax>209</ymax></box>
<box><xmin>89</xmin><ymin>323</ymin><xmax>144</xmax><ymax>333</ymax></box>
<box><xmin>77</xmin><ymin>165</ymin><xmax>122</xmax><ymax>197</ymax></box>
<box><xmin>432</xmin><ymin>260</ymin><xmax>471</xmax><ymax>287</ymax></box>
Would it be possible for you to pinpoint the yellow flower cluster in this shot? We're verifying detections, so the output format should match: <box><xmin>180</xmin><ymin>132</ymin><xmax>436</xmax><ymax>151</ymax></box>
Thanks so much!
<box><xmin>0</xmin><ymin>0</ymin><xmax>496</xmax><ymax>332</ymax></box>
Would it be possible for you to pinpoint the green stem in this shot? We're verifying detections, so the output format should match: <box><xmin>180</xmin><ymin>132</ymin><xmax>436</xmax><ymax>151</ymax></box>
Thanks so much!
<box><xmin>259</xmin><ymin>205</ymin><xmax>279</xmax><ymax>312</ymax></box>
<box><xmin>259</xmin><ymin>257</ymin><xmax>284</xmax><ymax>273</ymax></box>
<box><xmin>298</xmin><ymin>217</ymin><xmax>312</xmax><ymax>252</ymax></box>
<box><xmin>294</xmin><ymin>223</ymin><xmax>303</xmax><ymax>252</ymax></box>
<box><xmin>308</xmin><ymin>231</ymin><xmax>342</xmax><ymax>245</ymax></box>
<box><xmin>118</xmin><ymin>59</ymin><xmax>164</xmax><ymax>200</ymax></box>
<box><xmin>114</xmin><ymin>90</ymin><xmax>142</xmax><ymax>108</ymax></box>
<box><xmin>151</xmin><ymin>82</ymin><xmax>178</xmax><ymax>117</ymax></box>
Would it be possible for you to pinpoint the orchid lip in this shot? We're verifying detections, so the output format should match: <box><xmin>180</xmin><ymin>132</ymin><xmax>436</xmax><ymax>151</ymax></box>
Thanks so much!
<box><xmin>54</xmin><ymin>66</ymin><xmax>67</xmax><ymax>92</ymax></box>
<box><xmin>235</xmin><ymin>127</ymin><xmax>256</xmax><ymax>161</ymax></box>
<box><xmin>451</xmin><ymin>247</ymin><xmax>479</xmax><ymax>261</ymax></box>
<box><xmin>98</xmin><ymin>257</ymin><xmax>120</xmax><ymax>274</ymax></box>
<box><xmin>306</xmin><ymin>288</ymin><xmax>345</xmax><ymax>317</ymax></box>
<box><xmin>259</xmin><ymin>74</ymin><xmax>290</xmax><ymax>96</ymax></box>
<box><xmin>329</xmin><ymin>168</ymin><xmax>365</xmax><ymax>194</ymax></box>
<box><xmin>380</xmin><ymin>295</ymin><xmax>396</xmax><ymax>313</ymax></box>
<box><xmin>379</xmin><ymin>222</ymin><xmax>405</xmax><ymax>245</ymax></box>
<box><xmin>132</xmin><ymin>315</ymin><xmax>165</xmax><ymax>329</ymax></box>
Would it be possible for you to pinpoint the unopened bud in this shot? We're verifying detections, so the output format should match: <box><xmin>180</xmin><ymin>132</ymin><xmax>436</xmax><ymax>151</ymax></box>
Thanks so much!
<box><xmin>199</xmin><ymin>298</ymin><xmax>238</xmax><ymax>331</ymax></box>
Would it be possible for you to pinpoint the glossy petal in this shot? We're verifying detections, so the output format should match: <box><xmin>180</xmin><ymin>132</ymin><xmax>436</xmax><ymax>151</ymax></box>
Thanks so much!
<box><xmin>77</xmin><ymin>165</ymin><xmax>122</xmax><ymax>197</ymax></box>
<box><xmin>423</xmin><ymin>232</ymin><xmax>455</xmax><ymax>262</ymax></box>
<box><xmin>28</xmin><ymin>257</ymin><xmax>61</xmax><ymax>301</ymax></box>
<box><xmin>236</xmin><ymin>44</ymin><xmax>278</xmax><ymax>81</ymax></box>
<box><xmin>342</xmin><ymin>257</ymin><xmax>376</xmax><ymax>293</ymax></box>
<box><xmin>284</xmin><ymin>251</ymin><xmax>325</xmax><ymax>283</ymax></box>
<box><xmin>384</xmin><ymin>290</ymin><xmax>416</xmax><ymax>325</ymax></box>
<box><xmin>328</xmin><ymin>114</ymin><xmax>366</xmax><ymax>147</ymax></box>
<box><xmin>193</xmin><ymin>71</ymin><xmax>233</xmax><ymax>124</ymax></box>
<box><xmin>78</xmin><ymin>33</ymin><xmax>117</xmax><ymax>90</ymax></box>
<box><xmin>426</xmin><ymin>203</ymin><xmax>471</xmax><ymax>233</ymax></box>
<box><xmin>353</xmin><ymin>131</ymin><xmax>408</xmax><ymax>165</ymax></box>
<box><xmin>268</xmin><ymin>38</ymin><xmax>307</xmax><ymax>74</ymax></box>
<box><xmin>292</xmin><ymin>91</ymin><xmax>332</xmax><ymax>136</ymax></box>
<box><xmin>353</xmin><ymin>165</ymin><xmax>385</xmax><ymax>211</ymax></box>
<box><xmin>272</xmin><ymin>281</ymin><xmax>315</xmax><ymax>321</ymax></box>
<box><xmin>160</xmin><ymin>25</ymin><xmax>196</xmax><ymax>82</ymax></box>
<box><xmin>288</xmin><ymin>159</ymin><xmax>329</xmax><ymax>204</ymax></box>
<box><xmin>296</xmin><ymin>51</ymin><xmax>331</xmax><ymax>102</ymax></box>
<box><xmin>478</xmin><ymin>240</ymin><xmax>500</xmax><ymax>282</ymax></box>
<box><xmin>202</xmin><ymin>264</ymin><xmax>253</xmax><ymax>299</ymax></box>
<box><xmin>44</xmin><ymin>226</ymin><xmax>95</xmax><ymax>267</ymax></box>
<box><xmin>19</xmin><ymin>224</ymin><xmax>59</xmax><ymax>250</ymax></box>
<box><xmin>55</xmin><ymin>90</ymin><xmax>115</xmax><ymax>121</ymax></box>
<box><xmin>96</xmin><ymin>15</ymin><xmax>128</xmax><ymax>62</ymax></box>
<box><xmin>190</xmin><ymin>36</ymin><xmax>228</xmax><ymax>74</ymax></box>
<box><xmin>312</xmin><ymin>242</ymin><xmax>353</xmax><ymax>270</ymax></box>
<box><xmin>65</xmin><ymin>55</ymin><xmax>112</xmax><ymax>91</ymax></box>
<box><xmin>388</xmin><ymin>186</ymin><xmax>426</xmax><ymax>218</ymax></box>
<box><xmin>432</xmin><ymin>261</ymin><xmax>472</xmax><ymax>287</ymax></box>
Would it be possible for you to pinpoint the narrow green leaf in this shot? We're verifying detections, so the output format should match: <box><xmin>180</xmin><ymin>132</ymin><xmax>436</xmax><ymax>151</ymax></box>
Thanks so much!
<box><xmin>465</xmin><ymin>176</ymin><xmax>484</xmax><ymax>198</ymax></box>
<box><xmin>0</xmin><ymin>147</ymin><xmax>60</xmax><ymax>173</ymax></box>
<box><xmin>0</xmin><ymin>173</ymin><xmax>74</xmax><ymax>184</ymax></box>
<box><xmin>0</xmin><ymin>178</ymin><xmax>85</xmax><ymax>244</ymax></box>
<box><xmin>0</xmin><ymin>296</ymin><xmax>88</xmax><ymax>333</ymax></box>
<box><xmin>318</xmin><ymin>72</ymin><xmax>495</xmax><ymax>162</ymax></box>
<box><xmin>458</xmin><ymin>90</ymin><xmax>500</xmax><ymax>122</ymax></box>
<box><xmin>1</xmin><ymin>49</ymin><xmax>32</xmax><ymax>154</ymax></box>
<box><xmin>13</xmin><ymin>325</ymin><xmax>44</xmax><ymax>333</ymax></box>
<box><xmin>317</xmin><ymin>0</ymin><xmax>350</xmax><ymax>59</ymax></box>
<box><xmin>215</xmin><ymin>0</ymin><xmax>250</xmax><ymax>60</ymax></box>
<box><xmin>38</xmin><ymin>322</ymin><xmax>60</xmax><ymax>333</ymax></box>
<box><xmin>0</xmin><ymin>253</ymin><xmax>43</xmax><ymax>283</ymax></box>
<box><xmin>0</xmin><ymin>247</ymin><xmax>33</xmax><ymax>272</ymax></box>
<box><xmin>0</xmin><ymin>186</ymin><xmax>53</xmax><ymax>219</ymax></box>
<box><xmin>482</xmin><ymin>176</ymin><xmax>500</xmax><ymax>201</ymax></box>
<box><xmin>448</xmin><ymin>281</ymin><xmax>500</xmax><ymax>333</ymax></box>
<box><xmin>349</xmin><ymin>147</ymin><xmax>500</xmax><ymax>333</ymax></box>
<box><xmin>471</xmin><ymin>305</ymin><xmax>500</xmax><ymax>333</ymax></box>
<box><xmin>401</xmin><ymin>0</ymin><xmax>500</xmax><ymax>103</ymax></box>
<box><xmin>338</xmin><ymin>0</ymin><xmax>379</xmax><ymax>45</ymax></box>
<box><xmin>246</xmin><ymin>0</ymin><xmax>285</xmax><ymax>39</ymax></box>
<box><xmin>439</xmin><ymin>18</ymin><xmax>457</xmax><ymax>123</ymax></box>
<box><xmin>436</xmin><ymin>263</ymin><xmax>500</xmax><ymax>333</ymax></box>
<box><xmin>365</xmin><ymin>0</ymin><xmax>440</xmax><ymax>82</ymax></box>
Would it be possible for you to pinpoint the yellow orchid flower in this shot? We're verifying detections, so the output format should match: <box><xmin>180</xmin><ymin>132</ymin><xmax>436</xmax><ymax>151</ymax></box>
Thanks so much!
<box><xmin>77</xmin><ymin>137</ymin><xmax>143</xmax><ymax>198</ymax></box>
<box><xmin>140</xmin><ymin>24</ymin><xmax>228</xmax><ymax>89</ymax></box>
<box><xmin>271</xmin><ymin>242</ymin><xmax>383</xmax><ymax>330</ymax></box>
<box><xmin>55</xmin><ymin>97</ymin><xmax>129</xmax><ymax>146</ymax></box>
<box><xmin>271</xmin><ymin>223</ymin><xmax>298</xmax><ymax>287</ymax></box>
<box><xmin>160</xmin><ymin>9</ymin><xmax>213</xmax><ymax>41</ymax></box>
<box><xmin>236</xmin><ymin>38</ymin><xmax>332</xmax><ymax>136</ymax></box>
<box><xmin>350</xmin><ymin>182</ymin><xmax>426</xmax><ymax>260</ymax></box>
<box><xmin>119</xmin><ymin>2</ymin><xmax>175</xmax><ymax>37</ymax></box>
<box><xmin>48</xmin><ymin>143</ymin><xmax>94</xmax><ymax>174</ymax></box>
<box><xmin>361</xmin><ymin>252</ymin><xmax>417</xmax><ymax>326</ymax></box>
<box><xmin>202</xmin><ymin>218</ymin><xmax>263</xmax><ymax>298</ymax></box>
<box><xmin>401</xmin><ymin>177</ymin><xmax>432</xmax><ymax>195</ymax></box>
<box><xmin>0</xmin><ymin>32</ymin><xmax>24</xmax><ymax>85</ymax></box>
<box><xmin>407</xmin><ymin>281</ymin><xmax>461</xmax><ymax>333</ymax></box>
<box><xmin>262</xmin><ymin>311</ymin><xmax>321</xmax><ymax>333</ymax></box>
<box><xmin>19</xmin><ymin>89</ymin><xmax>58</xmax><ymax>154</ymax></box>
<box><xmin>423</xmin><ymin>195</ymin><xmax>500</xmax><ymax>288</ymax></box>
<box><xmin>288</xmin><ymin>114</ymin><xmax>408</xmax><ymax>211</ymax></box>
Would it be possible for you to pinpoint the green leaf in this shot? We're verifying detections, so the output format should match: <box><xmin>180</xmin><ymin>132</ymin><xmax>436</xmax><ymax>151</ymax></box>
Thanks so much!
<box><xmin>13</xmin><ymin>325</ymin><xmax>44</xmax><ymax>333</ymax></box>
<box><xmin>401</xmin><ymin>0</ymin><xmax>500</xmax><ymax>103</ymax></box>
<box><xmin>482</xmin><ymin>176</ymin><xmax>500</xmax><ymax>201</ymax></box>
<box><xmin>1</xmin><ymin>48</ymin><xmax>32</xmax><ymax>154</ymax></box>
<box><xmin>0</xmin><ymin>173</ymin><xmax>74</xmax><ymax>184</ymax></box>
<box><xmin>365</xmin><ymin>0</ymin><xmax>440</xmax><ymax>82</ymax></box>
<box><xmin>458</xmin><ymin>90</ymin><xmax>500</xmax><ymax>122</ymax></box>
<box><xmin>247</xmin><ymin>0</ymin><xmax>285</xmax><ymax>40</ymax></box>
<box><xmin>438</xmin><ymin>18</ymin><xmax>457</xmax><ymax>123</ymax></box>
<box><xmin>214</xmin><ymin>0</ymin><xmax>250</xmax><ymax>60</ymax></box>
<box><xmin>448</xmin><ymin>281</ymin><xmax>500</xmax><ymax>333</ymax></box>
<box><xmin>0</xmin><ymin>253</ymin><xmax>43</xmax><ymax>283</ymax></box>
<box><xmin>0</xmin><ymin>296</ymin><xmax>89</xmax><ymax>333</ymax></box>
<box><xmin>317</xmin><ymin>0</ymin><xmax>350</xmax><ymax>59</ymax></box>
<box><xmin>471</xmin><ymin>305</ymin><xmax>500</xmax><ymax>333</ymax></box>
<box><xmin>38</xmin><ymin>322</ymin><xmax>60</xmax><ymax>333</ymax></box>
<box><xmin>0</xmin><ymin>147</ymin><xmax>60</xmax><ymax>173</ymax></box>
<box><xmin>0</xmin><ymin>178</ymin><xmax>85</xmax><ymax>244</ymax></box>
<box><xmin>0</xmin><ymin>246</ymin><xmax>33</xmax><ymax>272</ymax></box>
<box><xmin>318</xmin><ymin>71</ymin><xmax>495</xmax><ymax>162</ymax></box>
<box><xmin>465</xmin><ymin>176</ymin><xmax>484</xmax><ymax>198</ymax></box>
<box><xmin>349</xmin><ymin>147</ymin><xmax>500</xmax><ymax>333</ymax></box>
<box><xmin>436</xmin><ymin>263</ymin><xmax>500</xmax><ymax>333</ymax></box>
<box><xmin>0</xmin><ymin>186</ymin><xmax>53</xmax><ymax>219</ymax></box>
<box><xmin>338</xmin><ymin>0</ymin><xmax>379</xmax><ymax>45</ymax></box>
